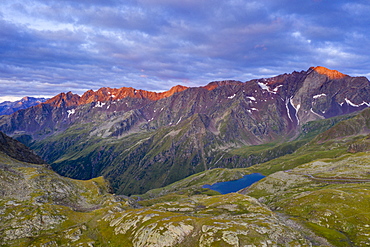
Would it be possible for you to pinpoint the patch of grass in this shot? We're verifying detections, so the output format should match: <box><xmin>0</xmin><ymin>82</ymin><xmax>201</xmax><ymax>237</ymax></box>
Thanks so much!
<box><xmin>306</xmin><ymin>222</ymin><xmax>351</xmax><ymax>246</ymax></box>
<box><xmin>229</xmin><ymin>142</ymin><xmax>278</xmax><ymax>156</ymax></box>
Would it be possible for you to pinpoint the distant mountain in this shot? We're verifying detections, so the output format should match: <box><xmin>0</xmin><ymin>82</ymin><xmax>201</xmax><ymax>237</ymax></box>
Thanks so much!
<box><xmin>0</xmin><ymin>96</ymin><xmax>48</xmax><ymax>115</ymax></box>
<box><xmin>0</xmin><ymin>66</ymin><xmax>369</xmax><ymax>195</ymax></box>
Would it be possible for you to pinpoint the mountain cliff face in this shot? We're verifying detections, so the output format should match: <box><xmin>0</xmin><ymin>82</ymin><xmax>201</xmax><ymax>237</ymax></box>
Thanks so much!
<box><xmin>0</xmin><ymin>66</ymin><xmax>369</xmax><ymax>195</ymax></box>
<box><xmin>0</xmin><ymin>131</ymin><xmax>45</xmax><ymax>164</ymax></box>
<box><xmin>0</xmin><ymin>97</ymin><xmax>47</xmax><ymax>115</ymax></box>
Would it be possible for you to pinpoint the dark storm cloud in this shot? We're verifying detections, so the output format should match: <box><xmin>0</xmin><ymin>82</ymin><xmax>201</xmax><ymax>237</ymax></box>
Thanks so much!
<box><xmin>0</xmin><ymin>0</ymin><xmax>369</xmax><ymax>100</ymax></box>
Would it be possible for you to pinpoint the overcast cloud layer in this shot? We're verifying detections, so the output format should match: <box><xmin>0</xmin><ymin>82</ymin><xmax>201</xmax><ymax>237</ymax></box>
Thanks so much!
<box><xmin>0</xmin><ymin>0</ymin><xmax>369</xmax><ymax>100</ymax></box>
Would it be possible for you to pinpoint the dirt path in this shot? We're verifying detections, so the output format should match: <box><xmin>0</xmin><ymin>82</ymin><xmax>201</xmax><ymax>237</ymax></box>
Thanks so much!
<box><xmin>285</xmin><ymin>170</ymin><xmax>370</xmax><ymax>184</ymax></box>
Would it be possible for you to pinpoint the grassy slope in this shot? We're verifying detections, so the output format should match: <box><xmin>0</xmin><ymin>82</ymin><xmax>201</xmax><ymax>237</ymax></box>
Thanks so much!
<box><xmin>246</xmin><ymin>152</ymin><xmax>370</xmax><ymax>246</ymax></box>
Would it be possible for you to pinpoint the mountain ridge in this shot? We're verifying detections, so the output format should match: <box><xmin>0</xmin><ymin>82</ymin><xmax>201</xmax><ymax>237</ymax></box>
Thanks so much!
<box><xmin>42</xmin><ymin>84</ymin><xmax>190</xmax><ymax>108</ymax></box>
<box><xmin>0</xmin><ymin>66</ymin><xmax>369</xmax><ymax>195</ymax></box>
<box><xmin>34</xmin><ymin>66</ymin><xmax>366</xmax><ymax>110</ymax></box>
<box><xmin>0</xmin><ymin>131</ymin><xmax>45</xmax><ymax>164</ymax></box>
<box><xmin>311</xmin><ymin>65</ymin><xmax>347</xmax><ymax>79</ymax></box>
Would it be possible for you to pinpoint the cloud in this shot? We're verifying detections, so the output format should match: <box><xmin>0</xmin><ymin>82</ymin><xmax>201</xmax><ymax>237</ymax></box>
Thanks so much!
<box><xmin>0</xmin><ymin>0</ymin><xmax>369</xmax><ymax>99</ymax></box>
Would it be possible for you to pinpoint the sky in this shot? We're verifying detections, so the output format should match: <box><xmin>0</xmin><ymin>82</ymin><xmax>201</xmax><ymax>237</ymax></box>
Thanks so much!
<box><xmin>0</xmin><ymin>0</ymin><xmax>369</xmax><ymax>101</ymax></box>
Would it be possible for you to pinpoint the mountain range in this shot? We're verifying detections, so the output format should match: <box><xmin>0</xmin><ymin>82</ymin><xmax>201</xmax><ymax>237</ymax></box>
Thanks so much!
<box><xmin>1</xmin><ymin>66</ymin><xmax>370</xmax><ymax>246</ymax></box>
<box><xmin>0</xmin><ymin>66</ymin><xmax>369</xmax><ymax>195</ymax></box>
<box><xmin>1</xmin><ymin>102</ymin><xmax>370</xmax><ymax>246</ymax></box>
<box><xmin>0</xmin><ymin>96</ymin><xmax>48</xmax><ymax>115</ymax></box>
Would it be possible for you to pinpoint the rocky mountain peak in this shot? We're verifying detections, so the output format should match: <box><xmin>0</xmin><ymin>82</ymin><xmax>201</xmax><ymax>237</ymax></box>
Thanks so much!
<box><xmin>202</xmin><ymin>80</ymin><xmax>244</xmax><ymax>90</ymax></box>
<box><xmin>43</xmin><ymin>91</ymin><xmax>80</xmax><ymax>108</ymax></box>
<box><xmin>21</xmin><ymin>96</ymin><xmax>30</xmax><ymax>102</ymax></box>
<box><xmin>311</xmin><ymin>66</ymin><xmax>347</xmax><ymax>79</ymax></box>
<box><xmin>163</xmin><ymin>85</ymin><xmax>189</xmax><ymax>96</ymax></box>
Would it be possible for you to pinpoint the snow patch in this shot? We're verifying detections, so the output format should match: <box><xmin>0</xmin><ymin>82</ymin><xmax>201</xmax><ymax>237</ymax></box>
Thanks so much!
<box><xmin>285</xmin><ymin>98</ymin><xmax>293</xmax><ymax>122</ymax></box>
<box><xmin>246</xmin><ymin>96</ymin><xmax>256</xmax><ymax>101</ymax></box>
<box><xmin>290</xmin><ymin>98</ymin><xmax>300</xmax><ymax>125</ymax></box>
<box><xmin>95</xmin><ymin>101</ymin><xmax>106</xmax><ymax>108</ymax></box>
<box><xmin>310</xmin><ymin>108</ymin><xmax>323</xmax><ymax>118</ymax></box>
<box><xmin>258</xmin><ymin>82</ymin><xmax>269</xmax><ymax>90</ymax></box>
<box><xmin>313</xmin><ymin>93</ymin><xmax>326</xmax><ymax>99</ymax></box>
<box><xmin>67</xmin><ymin>109</ymin><xmax>75</xmax><ymax>118</ymax></box>
<box><xmin>228</xmin><ymin>94</ymin><xmax>236</xmax><ymax>99</ymax></box>
<box><xmin>176</xmin><ymin>117</ymin><xmax>182</xmax><ymax>125</ymax></box>
<box><xmin>258</xmin><ymin>82</ymin><xmax>280</xmax><ymax>94</ymax></box>
<box><xmin>345</xmin><ymin>98</ymin><xmax>370</xmax><ymax>107</ymax></box>
<box><xmin>273</xmin><ymin>85</ymin><xmax>283</xmax><ymax>93</ymax></box>
<box><xmin>295</xmin><ymin>104</ymin><xmax>301</xmax><ymax>125</ymax></box>
<box><xmin>251</xmin><ymin>108</ymin><xmax>258</xmax><ymax>111</ymax></box>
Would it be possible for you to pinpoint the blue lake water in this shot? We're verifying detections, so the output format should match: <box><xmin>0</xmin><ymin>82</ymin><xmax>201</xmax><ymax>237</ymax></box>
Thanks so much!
<box><xmin>202</xmin><ymin>173</ymin><xmax>265</xmax><ymax>194</ymax></box>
